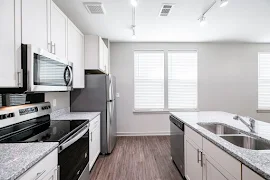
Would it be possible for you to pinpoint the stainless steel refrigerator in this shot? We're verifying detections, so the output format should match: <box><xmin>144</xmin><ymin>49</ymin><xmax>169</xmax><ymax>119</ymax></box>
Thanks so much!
<box><xmin>70</xmin><ymin>74</ymin><xmax>117</xmax><ymax>154</ymax></box>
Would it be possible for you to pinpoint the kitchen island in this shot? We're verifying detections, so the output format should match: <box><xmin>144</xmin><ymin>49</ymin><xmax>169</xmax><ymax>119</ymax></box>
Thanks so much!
<box><xmin>171</xmin><ymin>111</ymin><xmax>270</xmax><ymax>180</ymax></box>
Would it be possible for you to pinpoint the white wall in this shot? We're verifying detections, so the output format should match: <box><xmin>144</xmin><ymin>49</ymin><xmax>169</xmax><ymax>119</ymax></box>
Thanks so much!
<box><xmin>45</xmin><ymin>92</ymin><xmax>70</xmax><ymax>111</ymax></box>
<box><xmin>110</xmin><ymin>42</ymin><xmax>270</xmax><ymax>135</ymax></box>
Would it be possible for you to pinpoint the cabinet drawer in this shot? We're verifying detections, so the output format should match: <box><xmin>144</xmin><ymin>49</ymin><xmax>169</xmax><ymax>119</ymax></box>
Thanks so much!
<box><xmin>203</xmin><ymin>138</ymin><xmax>241</xmax><ymax>180</ymax></box>
<box><xmin>18</xmin><ymin>149</ymin><xmax>58</xmax><ymax>180</ymax></box>
<box><xmin>185</xmin><ymin>125</ymin><xmax>203</xmax><ymax>149</ymax></box>
<box><xmin>90</xmin><ymin>115</ymin><xmax>100</xmax><ymax>131</ymax></box>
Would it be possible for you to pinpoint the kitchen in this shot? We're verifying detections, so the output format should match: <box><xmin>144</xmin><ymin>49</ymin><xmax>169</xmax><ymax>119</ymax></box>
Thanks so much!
<box><xmin>0</xmin><ymin>0</ymin><xmax>270</xmax><ymax>180</ymax></box>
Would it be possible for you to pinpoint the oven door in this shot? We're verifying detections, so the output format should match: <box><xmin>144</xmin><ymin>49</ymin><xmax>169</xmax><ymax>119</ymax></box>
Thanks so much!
<box><xmin>58</xmin><ymin>123</ymin><xmax>89</xmax><ymax>180</ymax></box>
<box><xmin>26</xmin><ymin>44</ymin><xmax>73</xmax><ymax>92</ymax></box>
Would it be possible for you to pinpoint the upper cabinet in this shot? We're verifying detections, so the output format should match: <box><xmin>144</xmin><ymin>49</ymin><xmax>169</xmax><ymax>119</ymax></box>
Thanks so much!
<box><xmin>0</xmin><ymin>0</ymin><xmax>22</xmax><ymax>88</ymax></box>
<box><xmin>85</xmin><ymin>35</ymin><xmax>109</xmax><ymax>74</ymax></box>
<box><xmin>1</xmin><ymin>0</ymin><xmax>85</xmax><ymax>90</ymax></box>
<box><xmin>68</xmin><ymin>20</ymin><xmax>85</xmax><ymax>88</ymax></box>
<box><xmin>22</xmin><ymin>0</ymin><xmax>50</xmax><ymax>51</ymax></box>
<box><xmin>22</xmin><ymin>0</ymin><xmax>68</xmax><ymax>60</ymax></box>
<box><xmin>50</xmin><ymin>2</ymin><xmax>68</xmax><ymax>60</ymax></box>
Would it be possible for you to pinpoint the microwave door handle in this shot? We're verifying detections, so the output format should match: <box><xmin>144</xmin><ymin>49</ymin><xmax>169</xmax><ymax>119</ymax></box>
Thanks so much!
<box><xmin>67</xmin><ymin>66</ymin><xmax>73</xmax><ymax>86</ymax></box>
<box><xmin>59</xmin><ymin>124</ymin><xmax>89</xmax><ymax>152</ymax></box>
<box><xmin>63</xmin><ymin>66</ymin><xmax>69</xmax><ymax>85</ymax></box>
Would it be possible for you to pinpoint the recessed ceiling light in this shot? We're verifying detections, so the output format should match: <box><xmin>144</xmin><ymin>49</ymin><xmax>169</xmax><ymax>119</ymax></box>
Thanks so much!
<box><xmin>131</xmin><ymin>0</ymin><xmax>138</xmax><ymax>7</ymax></box>
<box><xmin>220</xmin><ymin>0</ymin><xmax>229</xmax><ymax>7</ymax></box>
<box><xmin>199</xmin><ymin>16</ymin><xmax>207</xmax><ymax>26</ymax></box>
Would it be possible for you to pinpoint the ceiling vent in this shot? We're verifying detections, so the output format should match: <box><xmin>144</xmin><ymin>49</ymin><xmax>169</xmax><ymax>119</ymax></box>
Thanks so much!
<box><xmin>84</xmin><ymin>2</ymin><xmax>106</xmax><ymax>14</ymax></box>
<box><xmin>159</xmin><ymin>4</ymin><xmax>174</xmax><ymax>17</ymax></box>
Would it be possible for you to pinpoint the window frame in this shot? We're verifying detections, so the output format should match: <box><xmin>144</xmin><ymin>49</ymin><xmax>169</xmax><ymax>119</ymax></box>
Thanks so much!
<box><xmin>133</xmin><ymin>49</ymin><xmax>199</xmax><ymax>113</ymax></box>
<box><xmin>257</xmin><ymin>52</ymin><xmax>270</xmax><ymax>113</ymax></box>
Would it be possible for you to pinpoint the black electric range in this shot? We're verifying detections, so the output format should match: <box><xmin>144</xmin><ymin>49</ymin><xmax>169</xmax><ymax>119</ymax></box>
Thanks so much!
<box><xmin>0</xmin><ymin>102</ymin><xmax>90</xmax><ymax>180</ymax></box>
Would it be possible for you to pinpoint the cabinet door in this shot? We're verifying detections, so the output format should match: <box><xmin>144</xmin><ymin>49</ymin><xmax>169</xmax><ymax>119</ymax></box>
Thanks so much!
<box><xmin>98</xmin><ymin>37</ymin><xmax>104</xmax><ymax>72</ymax></box>
<box><xmin>93</xmin><ymin>119</ymin><xmax>101</xmax><ymax>158</ymax></box>
<box><xmin>22</xmin><ymin>0</ymin><xmax>50</xmax><ymax>51</ymax></box>
<box><xmin>51</xmin><ymin>2</ymin><xmax>67</xmax><ymax>59</ymax></box>
<box><xmin>42</xmin><ymin>166</ymin><xmax>58</xmax><ymax>180</ymax></box>
<box><xmin>203</xmin><ymin>153</ymin><xmax>236</xmax><ymax>180</ymax></box>
<box><xmin>204</xmin><ymin>160</ymin><xmax>228</xmax><ymax>180</ymax></box>
<box><xmin>0</xmin><ymin>0</ymin><xmax>21</xmax><ymax>87</ymax></box>
<box><xmin>103</xmin><ymin>43</ymin><xmax>109</xmax><ymax>73</ymax></box>
<box><xmin>242</xmin><ymin>165</ymin><xmax>264</xmax><ymax>180</ymax></box>
<box><xmin>89</xmin><ymin>129</ymin><xmax>95</xmax><ymax>171</ymax></box>
<box><xmin>67</xmin><ymin>20</ymin><xmax>84</xmax><ymax>88</ymax></box>
<box><xmin>185</xmin><ymin>138</ymin><xmax>203</xmax><ymax>180</ymax></box>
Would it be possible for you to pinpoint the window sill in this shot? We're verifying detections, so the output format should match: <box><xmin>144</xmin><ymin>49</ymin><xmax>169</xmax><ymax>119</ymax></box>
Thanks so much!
<box><xmin>257</xmin><ymin>109</ymin><xmax>270</xmax><ymax>113</ymax></box>
<box><xmin>133</xmin><ymin>109</ymin><xmax>198</xmax><ymax>114</ymax></box>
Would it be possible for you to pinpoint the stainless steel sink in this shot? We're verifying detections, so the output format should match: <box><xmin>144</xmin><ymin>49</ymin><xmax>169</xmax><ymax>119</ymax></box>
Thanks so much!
<box><xmin>220</xmin><ymin>135</ymin><xmax>270</xmax><ymax>150</ymax></box>
<box><xmin>198</xmin><ymin>123</ymin><xmax>241</xmax><ymax>135</ymax></box>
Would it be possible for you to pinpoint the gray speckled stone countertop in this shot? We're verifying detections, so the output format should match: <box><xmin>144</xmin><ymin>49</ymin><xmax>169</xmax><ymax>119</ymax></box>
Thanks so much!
<box><xmin>51</xmin><ymin>111</ymin><xmax>100</xmax><ymax>122</ymax></box>
<box><xmin>0</xmin><ymin>142</ymin><xmax>58</xmax><ymax>180</ymax></box>
<box><xmin>171</xmin><ymin>111</ymin><xmax>270</xmax><ymax>180</ymax></box>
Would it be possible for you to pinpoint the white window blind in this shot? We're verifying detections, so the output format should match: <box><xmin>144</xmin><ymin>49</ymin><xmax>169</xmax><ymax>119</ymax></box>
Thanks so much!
<box><xmin>134</xmin><ymin>51</ymin><xmax>164</xmax><ymax>110</ymax></box>
<box><xmin>258</xmin><ymin>53</ymin><xmax>270</xmax><ymax>109</ymax></box>
<box><xmin>168</xmin><ymin>51</ymin><xmax>198</xmax><ymax>109</ymax></box>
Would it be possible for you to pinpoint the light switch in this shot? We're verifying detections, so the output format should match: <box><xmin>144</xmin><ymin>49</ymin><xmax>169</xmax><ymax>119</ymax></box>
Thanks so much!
<box><xmin>116</xmin><ymin>93</ymin><xmax>120</xmax><ymax>98</ymax></box>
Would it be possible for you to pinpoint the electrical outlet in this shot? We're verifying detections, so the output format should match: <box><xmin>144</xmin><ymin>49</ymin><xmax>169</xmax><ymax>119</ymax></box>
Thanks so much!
<box><xmin>53</xmin><ymin>99</ymin><xmax>57</xmax><ymax>107</ymax></box>
<box><xmin>116</xmin><ymin>93</ymin><xmax>120</xmax><ymax>98</ymax></box>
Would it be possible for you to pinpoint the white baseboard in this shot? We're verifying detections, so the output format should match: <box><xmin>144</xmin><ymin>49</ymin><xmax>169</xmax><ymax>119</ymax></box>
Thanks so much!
<box><xmin>117</xmin><ymin>131</ymin><xmax>170</xmax><ymax>136</ymax></box>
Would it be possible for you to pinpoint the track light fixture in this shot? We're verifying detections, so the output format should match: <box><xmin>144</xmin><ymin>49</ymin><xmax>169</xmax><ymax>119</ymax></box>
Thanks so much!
<box><xmin>199</xmin><ymin>16</ymin><xmax>207</xmax><ymax>26</ymax></box>
<box><xmin>132</xmin><ymin>26</ymin><xmax>136</xmax><ymax>39</ymax></box>
<box><xmin>198</xmin><ymin>0</ymin><xmax>228</xmax><ymax>26</ymax></box>
<box><xmin>131</xmin><ymin>0</ymin><xmax>138</xmax><ymax>7</ymax></box>
<box><xmin>220</xmin><ymin>0</ymin><xmax>229</xmax><ymax>7</ymax></box>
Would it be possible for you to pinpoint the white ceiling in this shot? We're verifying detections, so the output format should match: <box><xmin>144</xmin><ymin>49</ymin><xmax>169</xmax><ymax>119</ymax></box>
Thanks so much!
<box><xmin>53</xmin><ymin>0</ymin><xmax>270</xmax><ymax>42</ymax></box>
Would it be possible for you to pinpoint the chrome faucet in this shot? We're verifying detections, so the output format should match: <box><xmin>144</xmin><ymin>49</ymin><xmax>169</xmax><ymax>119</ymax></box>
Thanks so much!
<box><xmin>233</xmin><ymin>115</ymin><xmax>256</xmax><ymax>133</ymax></box>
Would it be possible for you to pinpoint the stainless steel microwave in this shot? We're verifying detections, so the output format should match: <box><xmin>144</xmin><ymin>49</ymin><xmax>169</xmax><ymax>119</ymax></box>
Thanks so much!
<box><xmin>25</xmin><ymin>44</ymin><xmax>73</xmax><ymax>92</ymax></box>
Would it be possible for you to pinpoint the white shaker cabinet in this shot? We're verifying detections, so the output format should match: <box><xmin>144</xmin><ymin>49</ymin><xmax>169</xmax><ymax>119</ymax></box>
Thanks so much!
<box><xmin>67</xmin><ymin>20</ymin><xmax>85</xmax><ymax>88</ymax></box>
<box><xmin>50</xmin><ymin>1</ymin><xmax>68</xmax><ymax>60</ymax></box>
<box><xmin>41</xmin><ymin>166</ymin><xmax>58</xmax><ymax>180</ymax></box>
<box><xmin>89</xmin><ymin>115</ymin><xmax>101</xmax><ymax>171</ymax></box>
<box><xmin>185</xmin><ymin>138</ymin><xmax>203</xmax><ymax>180</ymax></box>
<box><xmin>18</xmin><ymin>149</ymin><xmax>58</xmax><ymax>180</ymax></box>
<box><xmin>85</xmin><ymin>35</ymin><xmax>109</xmax><ymax>74</ymax></box>
<box><xmin>22</xmin><ymin>0</ymin><xmax>51</xmax><ymax>51</ymax></box>
<box><xmin>185</xmin><ymin>126</ymin><xmax>203</xmax><ymax>180</ymax></box>
<box><xmin>0</xmin><ymin>0</ymin><xmax>22</xmax><ymax>88</ymax></box>
<box><xmin>242</xmin><ymin>165</ymin><xmax>265</xmax><ymax>180</ymax></box>
<box><xmin>184</xmin><ymin>125</ymin><xmax>241</xmax><ymax>180</ymax></box>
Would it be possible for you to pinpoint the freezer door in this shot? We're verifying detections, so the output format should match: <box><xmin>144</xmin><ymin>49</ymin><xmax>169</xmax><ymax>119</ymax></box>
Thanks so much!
<box><xmin>106</xmin><ymin>75</ymin><xmax>116</xmax><ymax>101</ymax></box>
<box><xmin>107</xmin><ymin>100</ymin><xmax>117</xmax><ymax>153</ymax></box>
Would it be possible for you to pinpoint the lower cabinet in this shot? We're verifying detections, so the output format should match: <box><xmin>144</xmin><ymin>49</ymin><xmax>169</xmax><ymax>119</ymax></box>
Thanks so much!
<box><xmin>185</xmin><ymin>137</ymin><xmax>203</xmax><ymax>180</ymax></box>
<box><xmin>89</xmin><ymin>115</ymin><xmax>101</xmax><ymax>171</ymax></box>
<box><xmin>18</xmin><ymin>149</ymin><xmax>58</xmax><ymax>180</ymax></box>
<box><xmin>184</xmin><ymin>125</ymin><xmax>241</xmax><ymax>180</ymax></box>
<box><xmin>41</xmin><ymin>166</ymin><xmax>58</xmax><ymax>180</ymax></box>
<box><xmin>242</xmin><ymin>165</ymin><xmax>264</xmax><ymax>180</ymax></box>
<box><xmin>203</xmin><ymin>153</ymin><xmax>236</xmax><ymax>180</ymax></box>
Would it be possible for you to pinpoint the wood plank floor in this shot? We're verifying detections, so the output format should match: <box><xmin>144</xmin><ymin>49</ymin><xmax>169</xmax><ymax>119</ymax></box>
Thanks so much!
<box><xmin>89</xmin><ymin>136</ymin><xmax>183</xmax><ymax>180</ymax></box>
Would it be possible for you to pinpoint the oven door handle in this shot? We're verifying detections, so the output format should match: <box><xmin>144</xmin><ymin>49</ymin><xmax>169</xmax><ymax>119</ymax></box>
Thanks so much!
<box><xmin>59</xmin><ymin>124</ymin><xmax>89</xmax><ymax>153</ymax></box>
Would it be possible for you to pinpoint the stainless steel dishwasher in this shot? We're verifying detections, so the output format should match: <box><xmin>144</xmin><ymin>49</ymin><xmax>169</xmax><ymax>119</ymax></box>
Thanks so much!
<box><xmin>170</xmin><ymin>115</ymin><xmax>185</xmax><ymax>177</ymax></box>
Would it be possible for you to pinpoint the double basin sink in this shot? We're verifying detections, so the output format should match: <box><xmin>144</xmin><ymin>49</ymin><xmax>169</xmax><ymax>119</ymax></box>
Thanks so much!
<box><xmin>198</xmin><ymin>123</ymin><xmax>270</xmax><ymax>150</ymax></box>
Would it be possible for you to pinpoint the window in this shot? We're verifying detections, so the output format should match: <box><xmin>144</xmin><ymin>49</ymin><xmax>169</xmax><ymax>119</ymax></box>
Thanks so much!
<box><xmin>134</xmin><ymin>50</ymin><xmax>198</xmax><ymax>111</ymax></box>
<box><xmin>134</xmin><ymin>51</ymin><xmax>164</xmax><ymax>110</ymax></box>
<box><xmin>258</xmin><ymin>53</ymin><xmax>270</xmax><ymax>110</ymax></box>
<box><xmin>168</xmin><ymin>51</ymin><xmax>198</xmax><ymax>109</ymax></box>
